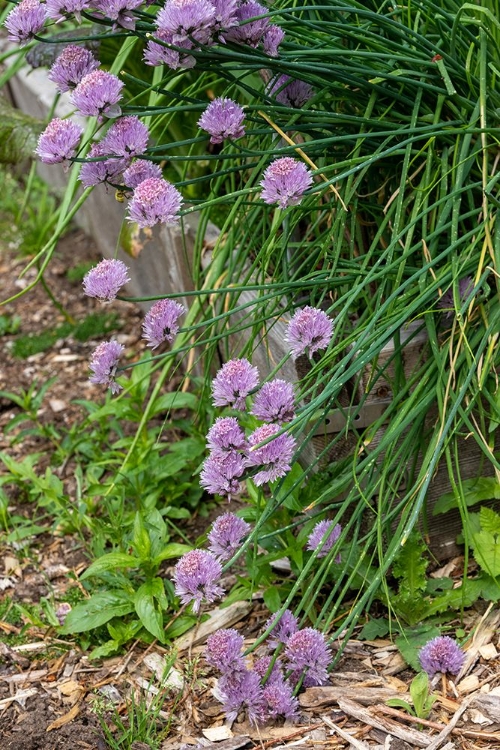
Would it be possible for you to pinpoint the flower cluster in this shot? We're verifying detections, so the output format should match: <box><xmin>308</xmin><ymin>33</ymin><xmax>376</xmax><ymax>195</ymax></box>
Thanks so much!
<box><xmin>205</xmin><ymin>611</ymin><xmax>331</xmax><ymax>724</ymax></box>
<box><xmin>306</xmin><ymin>519</ymin><xmax>342</xmax><ymax>562</ymax></box>
<box><xmin>144</xmin><ymin>0</ymin><xmax>284</xmax><ymax>70</ymax></box>
<box><xmin>260</xmin><ymin>157</ymin><xmax>313</xmax><ymax>209</ymax></box>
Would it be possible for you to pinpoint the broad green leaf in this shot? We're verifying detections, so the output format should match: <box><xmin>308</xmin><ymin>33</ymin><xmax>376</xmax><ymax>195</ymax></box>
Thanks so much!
<box><xmin>134</xmin><ymin>581</ymin><xmax>165</xmax><ymax>642</ymax></box>
<box><xmin>433</xmin><ymin>477</ymin><xmax>500</xmax><ymax>516</ymax></box>
<box><xmin>478</xmin><ymin>574</ymin><xmax>500</xmax><ymax>602</ymax></box>
<box><xmin>480</xmin><ymin>506</ymin><xmax>500</xmax><ymax>535</ymax></box>
<box><xmin>80</xmin><ymin>552</ymin><xmax>141</xmax><ymax>580</ymax></box>
<box><xmin>359</xmin><ymin>618</ymin><xmax>390</xmax><ymax>641</ymax></box>
<box><xmin>151</xmin><ymin>391</ymin><xmax>198</xmax><ymax>413</ymax></box>
<box><xmin>410</xmin><ymin>672</ymin><xmax>429</xmax><ymax>718</ymax></box>
<box><xmin>133</xmin><ymin>512</ymin><xmax>151</xmax><ymax>561</ymax></box>
<box><xmin>471</xmin><ymin>531</ymin><xmax>500</xmax><ymax>577</ymax></box>
<box><xmin>0</xmin><ymin>96</ymin><xmax>43</xmax><ymax>164</ymax></box>
<box><xmin>153</xmin><ymin>543</ymin><xmax>192</xmax><ymax>565</ymax></box>
<box><xmin>385</xmin><ymin>699</ymin><xmax>414</xmax><ymax>714</ymax></box>
<box><xmin>60</xmin><ymin>591</ymin><xmax>135</xmax><ymax>633</ymax></box>
<box><xmin>163</xmin><ymin>614</ymin><xmax>200</xmax><ymax>640</ymax></box>
<box><xmin>263</xmin><ymin>586</ymin><xmax>281</xmax><ymax>613</ymax></box>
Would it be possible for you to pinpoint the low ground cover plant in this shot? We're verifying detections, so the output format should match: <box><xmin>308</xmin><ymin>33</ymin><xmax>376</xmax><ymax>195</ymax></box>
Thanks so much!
<box><xmin>0</xmin><ymin>0</ymin><xmax>499</xmax><ymax>734</ymax></box>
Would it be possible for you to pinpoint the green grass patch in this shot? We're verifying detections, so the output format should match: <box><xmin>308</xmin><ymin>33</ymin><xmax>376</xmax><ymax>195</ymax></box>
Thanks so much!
<box><xmin>12</xmin><ymin>312</ymin><xmax>122</xmax><ymax>358</ymax></box>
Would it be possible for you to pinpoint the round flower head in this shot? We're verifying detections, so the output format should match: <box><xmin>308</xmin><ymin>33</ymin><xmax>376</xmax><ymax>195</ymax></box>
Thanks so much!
<box><xmin>173</xmin><ymin>549</ymin><xmax>224</xmax><ymax>613</ymax></box>
<box><xmin>263</xmin><ymin>678</ymin><xmax>299</xmax><ymax>721</ymax></box>
<box><xmin>265</xmin><ymin>608</ymin><xmax>298</xmax><ymax>649</ymax></box>
<box><xmin>268</xmin><ymin>75</ymin><xmax>314</xmax><ymax>108</ymax></box>
<box><xmin>142</xmin><ymin>298</ymin><xmax>185</xmax><ymax>349</ymax></box>
<box><xmin>263</xmin><ymin>24</ymin><xmax>284</xmax><ymax>57</ymax></box>
<box><xmin>198</xmin><ymin>98</ymin><xmax>245</xmax><ymax>144</ymax></box>
<box><xmin>253</xmin><ymin>655</ymin><xmax>283</xmax><ymax>684</ymax></box>
<box><xmin>123</xmin><ymin>160</ymin><xmax>162</xmax><ymax>189</ymax></box>
<box><xmin>207</xmin><ymin>512</ymin><xmax>251</xmax><ymax>561</ymax></box>
<box><xmin>225</xmin><ymin>1</ymin><xmax>269</xmax><ymax>47</ymax></box>
<box><xmin>286</xmin><ymin>305</ymin><xmax>333</xmax><ymax>359</ymax></box>
<box><xmin>100</xmin><ymin>116</ymin><xmax>149</xmax><ymax>159</ymax></box>
<box><xmin>205</xmin><ymin>628</ymin><xmax>246</xmax><ymax>673</ymax></box>
<box><xmin>45</xmin><ymin>0</ymin><xmax>90</xmax><ymax>22</ymax></box>
<box><xmin>246</xmin><ymin>423</ymin><xmax>295</xmax><ymax>485</ymax></box>
<box><xmin>143</xmin><ymin>30</ymin><xmax>194</xmax><ymax>70</ymax></box>
<box><xmin>200</xmin><ymin>451</ymin><xmax>245</xmax><ymax>499</ymax></box>
<box><xmin>307</xmin><ymin>520</ymin><xmax>342</xmax><ymax>561</ymax></box>
<box><xmin>156</xmin><ymin>0</ymin><xmax>216</xmax><ymax>45</ymax></box>
<box><xmin>5</xmin><ymin>0</ymin><xmax>46</xmax><ymax>45</ymax></box>
<box><xmin>260</xmin><ymin>157</ymin><xmax>313</xmax><ymax>209</ymax></box>
<box><xmin>89</xmin><ymin>340</ymin><xmax>124</xmax><ymax>394</ymax></box>
<box><xmin>35</xmin><ymin>118</ymin><xmax>83</xmax><ymax>165</ymax></box>
<box><xmin>55</xmin><ymin>602</ymin><xmax>72</xmax><ymax>626</ymax></box>
<box><xmin>83</xmin><ymin>258</ymin><xmax>130</xmax><ymax>302</ymax></box>
<box><xmin>211</xmin><ymin>358</ymin><xmax>259</xmax><ymax>410</ymax></box>
<box><xmin>48</xmin><ymin>45</ymin><xmax>100</xmax><ymax>93</ymax></box>
<box><xmin>206</xmin><ymin>417</ymin><xmax>247</xmax><ymax>453</ymax></box>
<box><xmin>218</xmin><ymin>669</ymin><xmax>265</xmax><ymax>726</ymax></box>
<box><xmin>251</xmin><ymin>379</ymin><xmax>295</xmax><ymax>423</ymax></box>
<box><xmin>79</xmin><ymin>142</ymin><xmax>126</xmax><ymax>188</ymax></box>
<box><xmin>285</xmin><ymin>627</ymin><xmax>331</xmax><ymax>687</ymax></box>
<box><xmin>71</xmin><ymin>69</ymin><xmax>124</xmax><ymax>119</ymax></box>
<box><xmin>93</xmin><ymin>0</ymin><xmax>143</xmax><ymax>30</ymax></box>
<box><xmin>211</xmin><ymin>0</ymin><xmax>238</xmax><ymax>36</ymax></box>
<box><xmin>419</xmin><ymin>636</ymin><xmax>465</xmax><ymax>678</ymax></box>
<box><xmin>127</xmin><ymin>177</ymin><xmax>183</xmax><ymax>228</ymax></box>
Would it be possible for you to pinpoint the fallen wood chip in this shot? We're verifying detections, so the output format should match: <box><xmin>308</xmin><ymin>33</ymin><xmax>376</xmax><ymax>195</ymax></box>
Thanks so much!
<box><xmin>0</xmin><ymin>688</ymin><xmax>38</xmax><ymax>710</ymax></box>
<box><xmin>1</xmin><ymin>669</ymin><xmax>47</xmax><ymax>683</ymax></box>
<box><xmin>322</xmin><ymin>714</ymin><xmax>371</xmax><ymax>750</ymax></box>
<box><xmin>459</xmin><ymin>605</ymin><xmax>500</xmax><ymax>679</ymax></box>
<box><xmin>46</xmin><ymin>702</ymin><xmax>81</xmax><ymax>731</ymax></box>
<box><xmin>425</xmin><ymin>693</ymin><xmax>475</xmax><ymax>750</ymax></box>
<box><xmin>202</xmin><ymin>725</ymin><xmax>233</xmax><ymax>741</ymax></box>
<box><xmin>337</xmin><ymin>698</ymin><xmax>430</xmax><ymax>748</ymax></box>
<box><xmin>299</xmin><ymin>685</ymin><xmax>408</xmax><ymax>708</ymax></box>
<box><xmin>471</xmin><ymin>692</ymin><xmax>500</xmax><ymax>722</ymax></box>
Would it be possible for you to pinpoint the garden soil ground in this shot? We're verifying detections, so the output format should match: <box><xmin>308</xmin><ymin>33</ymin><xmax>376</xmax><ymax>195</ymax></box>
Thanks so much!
<box><xmin>1</xmin><ymin>230</ymin><xmax>500</xmax><ymax>749</ymax></box>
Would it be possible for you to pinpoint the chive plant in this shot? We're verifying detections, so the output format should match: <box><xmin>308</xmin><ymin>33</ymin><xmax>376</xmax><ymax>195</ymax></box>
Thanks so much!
<box><xmin>3</xmin><ymin>0</ymin><xmax>499</xmax><ymax>651</ymax></box>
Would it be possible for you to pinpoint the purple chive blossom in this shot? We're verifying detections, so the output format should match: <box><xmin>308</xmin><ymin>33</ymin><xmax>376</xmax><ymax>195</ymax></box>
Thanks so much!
<box><xmin>268</xmin><ymin>75</ymin><xmax>314</xmax><ymax>108</ymax></box>
<box><xmin>93</xmin><ymin>0</ymin><xmax>143</xmax><ymax>29</ymax></box>
<box><xmin>89</xmin><ymin>340</ymin><xmax>125</xmax><ymax>394</ymax></box>
<box><xmin>251</xmin><ymin>379</ymin><xmax>295</xmax><ymax>423</ymax></box>
<box><xmin>265</xmin><ymin>609</ymin><xmax>298</xmax><ymax>649</ymax></box>
<box><xmin>123</xmin><ymin>160</ymin><xmax>162</xmax><ymax>189</ymax></box>
<box><xmin>83</xmin><ymin>258</ymin><xmax>130</xmax><ymax>302</ymax></box>
<box><xmin>55</xmin><ymin>602</ymin><xmax>72</xmax><ymax>626</ymax></box>
<box><xmin>211</xmin><ymin>0</ymin><xmax>238</xmax><ymax>36</ymax></box>
<box><xmin>143</xmin><ymin>30</ymin><xmax>193</xmax><ymax>70</ymax></box>
<box><xmin>211</xmin><ymin>358</ymin><xmax>259</xmax><ymax>410</ymax></box>
<box><xmin>100</xmin><ymin>116</ymin><xmax>149</xmax><ymax>159</ymax></box>
<box><xmin>156</xmin><ymin>0</ymin><xmax>216</xmax><ymax>45</ymax></box>
<box><xmin>35</xmin><ymin>118</ymin><xmax>83</xmax><ymax>165</ymax></box>
<box><xmin>141</xmin><ymin>298</ymin><xmax>185</xmax><ymax>349</ymax></box>
<box><xmin>71</xmin><ymin>69</ymin><xmax>124</xmax><ymax>119</ymax></box>
<box><xmin>127</xmin><ymin>177</ymin><xmax>183</xmax><ymax>228</ymax></box>
<box><xmin>419</xmin><ymin>636</ymin><xmax>465</xmax><ymax>678</ymax></box>
<box><xmin>285</xmin><ymin>628</ymin><xmax>332</xmax><ymax>687</ymax></box>
<box><xmin>207</xmin><ymin>417</ymin><xmax>247</xmax><ymax>453</ymax></box>
<box><xmin>307</xmin><ymin>520</ymin><xmax>342</xmax><ymax>562</ymax></box>
<box><xmin>260</xmin><ymin>157</ymin><xmax>313</xmax><ymax>209</ymax></box>
<box><xmin>200</xmin><ymin>451</ymin><xmax>245</xmax><ymax>499</ymax></box>
<box><xmin>225</xmin><ymin>1</ymin><xmax>269</xmax><ymax>47</ymax></box>
<box><xmin>48</xmin><ymin>45</ymin><xmax>99</xmax><ymax>93</ymax></box>
<box><xmin>246</xmin><ymin>423</ymin><xmax>296</xmax><ymax>485</ymax></box>
<box><xmin>45</xmin><ymin>0</ymin><xmax>90</xmax><ymax>22</ymax></box>
<box><xmin>205</xmin><ymin>628</ymin><xmax>246</xmax><ymax>673</ymax></box>
<box><xmin>263</xmin><ymin>678</ymin><xmax>299</xmax><ymax>721</ymax></box>
<box><xmin>253</xmin><ymin>655</ymin><xmax>283</xmax><ymax>684</ymax></box>
<box><xmin>207</xmin><ymin>512</ymin><xmax>251</xmax><ymax>561</ymax></box>
<box><xmin>438</xmin><ymin>276</ymin><xmax>474</xmax><ymax>311</ymax></box>
<box><xmin>286</xmin><ymin>305</ymin><xmax>334</xmax><ymax>359</ymax></box>
<box><xmin>262</xmin><ymin>24</ymin><xmax>284</xmax><ymax>57</ymax></box>
<box><xmin>173</xmin><ymin>549</ymin><xmax>224</xmax><ymax>613</ymax></box>
<box><xmin>5</xmin><ymin>0</ymin><xmax>46</xmax><ymax>44</ymax></box>
<box><xmin>198</xmin><ymin>98</ymin><xmax>245</xmax><ymax>144</ymax></box>
<box><xmin>218</xmin><ymin>670</ymin><xmax>265</xmax><ymax>725</ymax></box>
<box><xmin>79</xmin><ymin>143</ymin><xmax>126</xmax><ymax>188</ymax></box>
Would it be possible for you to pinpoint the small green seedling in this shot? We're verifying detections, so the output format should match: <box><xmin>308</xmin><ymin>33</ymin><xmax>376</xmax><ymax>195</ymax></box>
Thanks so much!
<box><xmin>386</xmin><ymin>671</ymin><xmax>437</xmax><ymax>720</ymax></box>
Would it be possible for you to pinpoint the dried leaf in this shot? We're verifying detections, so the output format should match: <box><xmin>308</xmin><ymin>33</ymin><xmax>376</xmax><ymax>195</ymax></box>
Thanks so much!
<box><xmin>46</xmin><ymin>703</ymin><xmax>81</xmax><ymax>731</ymax></box>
